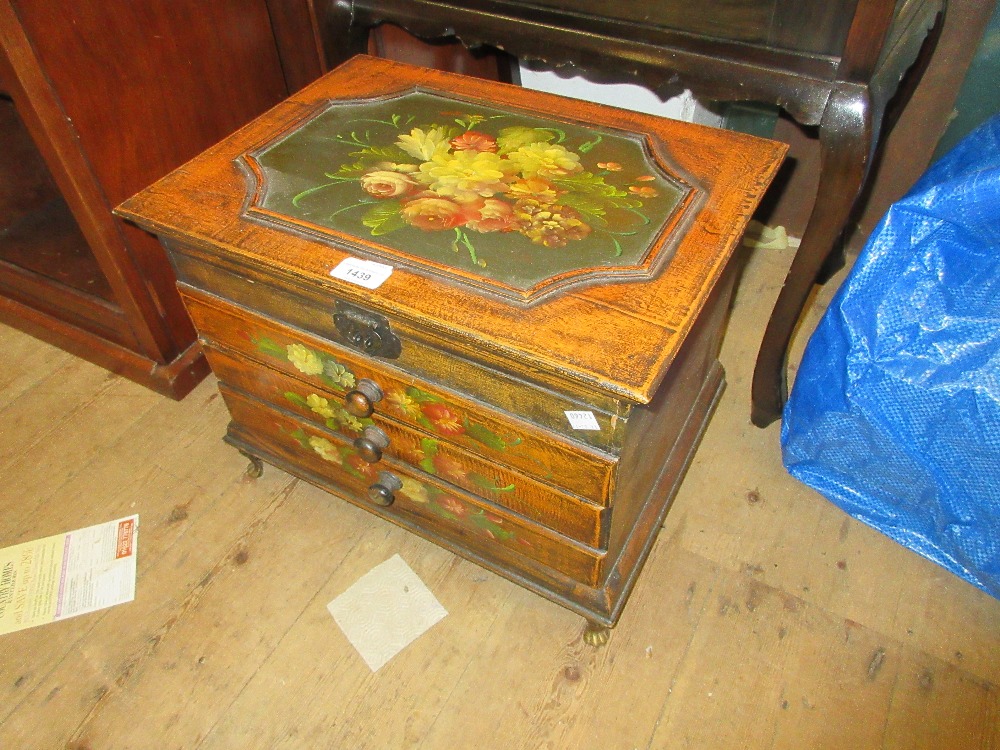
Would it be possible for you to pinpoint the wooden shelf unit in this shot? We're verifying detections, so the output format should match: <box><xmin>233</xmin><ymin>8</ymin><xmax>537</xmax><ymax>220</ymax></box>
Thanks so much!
<box><xmin>0</xmin><ymin>0</ymin><xmax>293</xmax><ymax>398</ymax></box>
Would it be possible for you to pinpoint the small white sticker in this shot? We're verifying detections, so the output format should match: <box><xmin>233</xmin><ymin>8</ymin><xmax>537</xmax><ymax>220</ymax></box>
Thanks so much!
<box><xmin>565</xmin><ymin>410</ymin><xmax>601</xmax><ymax>431</ymax></box>
<box><xmin>330</xmin><ymin>257</ymin><xmax>394</xmax><ymax>289</ymax></box>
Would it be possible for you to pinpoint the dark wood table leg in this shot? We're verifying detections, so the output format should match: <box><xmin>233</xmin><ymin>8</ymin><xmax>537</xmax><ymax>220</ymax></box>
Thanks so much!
<box><xmin>750</xmin><ymin>83</ymin><xmax>875</xmax><ymax>427</ymax></box>
<box><xmin>317</xmin><ymin>6</ymin><xmax>371</xmax><ymax>69</ymax></box>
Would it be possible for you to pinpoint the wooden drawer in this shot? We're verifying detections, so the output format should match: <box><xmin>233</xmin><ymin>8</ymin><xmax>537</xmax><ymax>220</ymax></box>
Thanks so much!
<box><xmin>207</xmin><ymin>345</ymin><xmax>609</xmax><ymax>546</ymax></box>
<box><xmin>221</xmin><ymin>385</ymin><xmax>606</xmax><ymax>585</ymax></box>
<box><xmin>182</xmin><ymin>288</ymin><xmax>618</xmax><ymax>502</ymax></box>
<box><xmin>171</xmin><ymin>251</ymin><xmax>631</xmax><ymax>451</ymax></box>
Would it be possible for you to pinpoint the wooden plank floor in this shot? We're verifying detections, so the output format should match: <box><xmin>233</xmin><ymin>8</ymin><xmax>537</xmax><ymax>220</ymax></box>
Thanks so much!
<box><xmin>1</xmin><ymin>239</ymin><xmax>998</xmax><ymax>749</ymax></box>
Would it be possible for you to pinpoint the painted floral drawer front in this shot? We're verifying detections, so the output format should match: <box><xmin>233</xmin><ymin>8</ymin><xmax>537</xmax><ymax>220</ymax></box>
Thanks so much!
<box><xmin>284</xmin><ymin>426</ymin><xmax>602</xmax><ymax>582</ymax></box>
<box><xmin>183</xmin><ymin>292</ymin><xmax>618</xmax><ymax>500</ymax></box>
<box><xmin>232</xmin><ymin>329</ymin><xmax>615</xmax><ymax>498</ymax></box>
<box><xmin>241</xmin><ymin>89</ymin><xmax>691</xmax><ymax>301</ymax></box>
<box><xmin>253</xmin><ymin>332</ymin><xmax>518</xmax><ymax>453</ymax></box>
<box><xmin>204</xmin><ymin>344</ymin><xmax>607</xmax><ymax>544</ymax></box>
<box><xmin>289</xmin><ymin>427</ymin><xmax>531</xmax><ymax>548</ymax></box>
<box><xmin>220</xmin><ymin>387</ymin><xmax>604</xmax><ymax>583</ymax></box>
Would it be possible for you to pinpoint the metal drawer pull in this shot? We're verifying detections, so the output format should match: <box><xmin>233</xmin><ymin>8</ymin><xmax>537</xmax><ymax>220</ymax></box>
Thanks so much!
<box><xmin>344</xmin><ymin>378</ymin><xmax>383</xmax><ymax>417</ymax></box>
<box><xmin>353</xmin><ymin>425</ymin><xmax>390</xmax><ymax>463</ymax></box>
<box><xmin>367</xmin><ymin>470</ymin><xmax>402</xmax><ymax>507</ymax></box>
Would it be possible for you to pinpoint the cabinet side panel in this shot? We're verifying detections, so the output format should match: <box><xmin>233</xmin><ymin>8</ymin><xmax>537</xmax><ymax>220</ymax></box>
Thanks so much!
<box><xmin>605</xmin><ymin>260</ymin><xmax>738</xmax><ymax>570</ymax></box>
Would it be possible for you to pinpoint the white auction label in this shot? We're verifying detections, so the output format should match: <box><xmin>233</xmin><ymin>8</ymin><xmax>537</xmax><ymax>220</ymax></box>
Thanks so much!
<box><xmin>330</xmin><ymin>257</ymin><xmax>394</xmax><ymax>289</ymax></box>
<box><xmin>565</xmin><ymin>410</ymin><xmax>602</xmax><ymax>431</ymax></box>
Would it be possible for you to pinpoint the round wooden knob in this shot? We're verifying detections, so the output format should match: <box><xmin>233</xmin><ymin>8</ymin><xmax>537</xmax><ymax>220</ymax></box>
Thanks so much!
<box><xmin>367</xmin><ymin>471</ymin><xmax>402</xmax><ymax>507</ymax></box>
<box><xmin>344</xmin><ymin>378</ymin><xmax>383</xmax><ymax>417</ymax></box>
<box><xmin>353</xmin><ymin>425</ymin><xmax>390</xmax><ymax>463</ymax></box>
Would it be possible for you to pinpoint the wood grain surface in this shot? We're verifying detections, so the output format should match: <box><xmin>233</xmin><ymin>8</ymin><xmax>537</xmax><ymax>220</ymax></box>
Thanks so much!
<box><xmin>0</xmin><ymin>233</ymin><xmax>996</xmax><ymax>748</ymax></box>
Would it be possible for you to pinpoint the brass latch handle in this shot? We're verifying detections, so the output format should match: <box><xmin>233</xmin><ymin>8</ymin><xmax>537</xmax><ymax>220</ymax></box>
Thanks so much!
<box><xmin>333</xmin><ymin>301</ymin><xmax>402</xmax><ymax>359</ymax></box>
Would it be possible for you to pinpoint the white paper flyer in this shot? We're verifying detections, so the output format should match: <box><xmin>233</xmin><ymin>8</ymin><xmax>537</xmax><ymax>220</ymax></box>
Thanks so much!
<box><xmin>0</xmin><ymin>515</ymin><xmax>138</xmax><ymax>636</ymax></box>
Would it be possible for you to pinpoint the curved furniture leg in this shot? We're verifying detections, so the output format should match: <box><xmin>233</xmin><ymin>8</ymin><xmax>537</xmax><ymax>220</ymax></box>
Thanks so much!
<box><xmin>240</xmin><ymin>449</ymin><xmax>264</xmax><ymax>479</ymax></box>
<box><xmin>750</xmin><ymin>84</ymin><xmax>874</xmax><ymax>427</ymax></box>
<box><xmin>316</xmin><ymin>2</ymin><xmax>372</xmax><ymax>69</ymax></box>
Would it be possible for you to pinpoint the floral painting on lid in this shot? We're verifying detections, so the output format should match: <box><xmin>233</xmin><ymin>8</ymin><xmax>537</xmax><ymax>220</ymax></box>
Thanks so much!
<box><xmin>241</xmin><ymin>89</ymin><xmax>692</xmax><ymax>302</ymax></box>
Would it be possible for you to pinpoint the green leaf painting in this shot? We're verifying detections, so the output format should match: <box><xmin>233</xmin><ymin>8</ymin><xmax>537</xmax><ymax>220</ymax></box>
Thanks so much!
<box><xmin>288</xmin><ymin>425</ymin><xmax>530</xmax><ymax>549</ymax></box>
<box><xmin>248</xmin><ymin>91</ymin><xmax>687</xmax><ymax>295</ymax></box>
<box><xmin>253</xmin><ymin>332</ymin><xmax>522</xmax><ymax>458</ymax></box>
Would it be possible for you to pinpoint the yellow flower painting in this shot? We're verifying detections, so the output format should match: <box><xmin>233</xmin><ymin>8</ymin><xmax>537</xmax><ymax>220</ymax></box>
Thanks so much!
<box><xmin>286</xmin><ymin>98</ymin><xmax>674</xmax><ymax>270</ymax></box>
<box><xmin>247</xmin><ymin>90</ymin><xmax>689</xmax><ymax>299</ymax></box>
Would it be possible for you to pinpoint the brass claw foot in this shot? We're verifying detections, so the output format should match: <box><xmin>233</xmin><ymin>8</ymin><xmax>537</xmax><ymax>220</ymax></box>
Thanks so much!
<box><xmin>583</xmin><ymin>620</ymin><xmax>611</xmax><ymax>647</ymax></box>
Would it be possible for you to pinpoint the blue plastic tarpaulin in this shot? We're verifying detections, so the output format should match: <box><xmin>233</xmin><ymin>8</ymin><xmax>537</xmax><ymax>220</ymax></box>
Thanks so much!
<box><xmin>781</xmin><ymin>114</ymin><xmax>1000</xmax><ymax>598</ymax></box>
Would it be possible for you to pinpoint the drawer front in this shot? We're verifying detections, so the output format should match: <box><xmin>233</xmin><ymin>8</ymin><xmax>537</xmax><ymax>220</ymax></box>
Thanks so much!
<box><xmin>171</xmin><ymin>250</ymin><xmax>630</xmax><ymax>451</ymax></box>
<box><xmin>221</xmin><ymin>386</ymin><xmax>605</xmax><ymax>585</ymax></box>
<box><xmin>206</xmin><ymin>345</ymin><xmax>608</xmax><ymax>546</ymax></box>
<box><xmin>183</xmin><ymin>289</ymin><xmax>618</xmax><ymax>503</ymax></box>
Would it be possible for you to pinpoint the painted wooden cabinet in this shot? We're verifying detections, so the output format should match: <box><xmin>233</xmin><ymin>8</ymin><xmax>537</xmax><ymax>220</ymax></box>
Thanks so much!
<box><xmin>117</xmin><ymin>56</ymin><xmax>786</xmax><ymax>639</ymax></box>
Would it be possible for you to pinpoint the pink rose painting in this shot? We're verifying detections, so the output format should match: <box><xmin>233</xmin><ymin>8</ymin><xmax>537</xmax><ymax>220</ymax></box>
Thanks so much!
<box><xmin>288</xmin><ymin>103</ymin><xmax>667</xmax><ymax>270</ymax></box>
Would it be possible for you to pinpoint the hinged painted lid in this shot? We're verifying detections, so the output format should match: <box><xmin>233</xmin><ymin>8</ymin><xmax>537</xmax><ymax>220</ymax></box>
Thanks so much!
<box><xmin>117</xmin><ymin>56</ymin><xmax>786</xmax><ymax>403</ymax></box>
<box><xmin>240</xmin><ymin>88</ymin><xmax>694</xmax><ymax>304</ymax></box>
